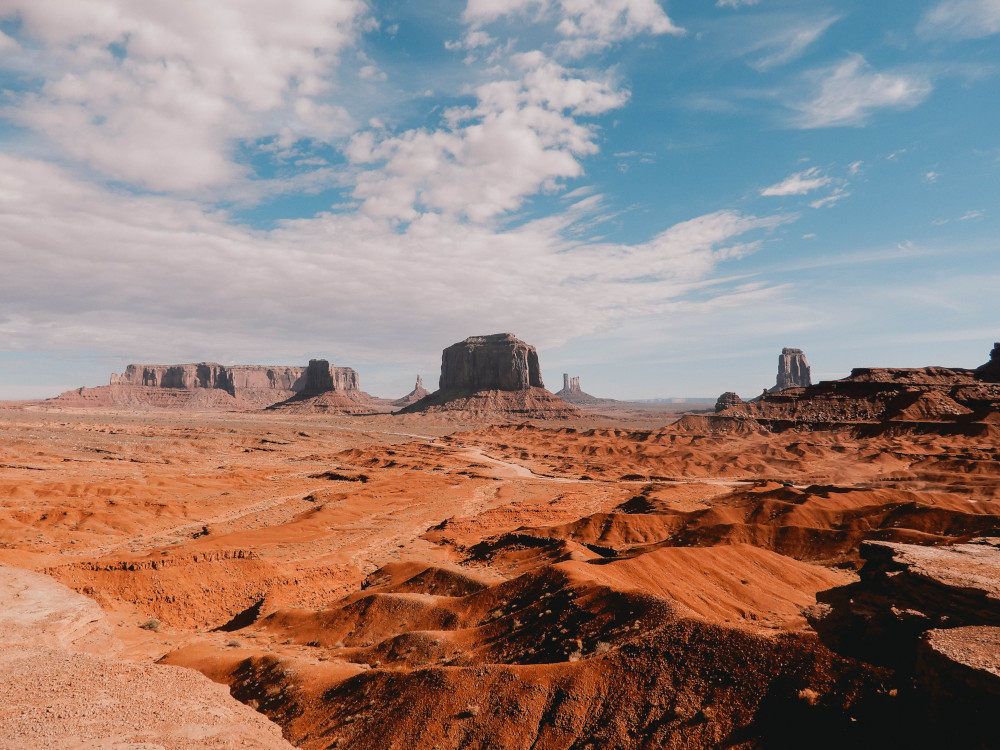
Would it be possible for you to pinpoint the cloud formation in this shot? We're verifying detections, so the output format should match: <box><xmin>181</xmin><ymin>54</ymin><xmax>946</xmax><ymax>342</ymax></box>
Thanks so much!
<box><xmin>790</xmin><ymin>54</ymin><xmax>931</xmax><ymax>128</ymax></box>
<box><xmin>761</xmin><ymin>167</ymin><xmax>832</xmax><ymax>196</ymax></box>
<box><xmin>1</xmin><ymin>0</ymin><xmax>368</xmax><ymax>191</ymax></box>
<box><xmin>919</xmin><ymin>0</ymin><xmax>1000</xmax><ymax>39</ymax></box>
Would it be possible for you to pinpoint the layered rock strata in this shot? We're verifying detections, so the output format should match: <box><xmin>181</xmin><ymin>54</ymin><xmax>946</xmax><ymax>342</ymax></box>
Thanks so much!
<box><xmin>401</xmin><ymin>334</ymin><xmax>580</xmax><ymax>418</ymax></box>
<box><xmin>774</xmin><ymin>347</ymin><xmax>811</xmax><ymax>391</ymax></box>
<box><xmin>712</xmin><ymin>342</ymin><xmax>1000</xmax><ymax>429</ymax></box>
<box><xmin>50</xmin><ymin>359</ymin><xmax>365</xmax><ymax>411</ymax></box>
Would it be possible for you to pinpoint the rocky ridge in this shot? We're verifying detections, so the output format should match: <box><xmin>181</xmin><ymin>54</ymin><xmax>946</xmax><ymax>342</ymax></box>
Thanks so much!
<box><xmin>712</xmin><ymin>342</ymin><xmax>1000</xmax><ymax>431</ymax></box>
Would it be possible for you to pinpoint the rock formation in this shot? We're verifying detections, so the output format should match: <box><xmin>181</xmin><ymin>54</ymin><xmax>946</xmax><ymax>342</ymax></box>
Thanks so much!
<box><xmin>805</xmin><ymin>538</ymin><xmax>1000</xmax><ymax>747</ymax></box>
<box><xmin>49</xmin><ymin>359</ymin><xmax>368</xmax><ymax>412</ymax></box>
<box><xmin>400</xmin><ymin>334</ymin><xmax>580</xmax><ymax>418</ymax></box>
<box><xmin>439</xmin><ymin>333</ymin><xmax>544</xmax><ymax>392</ymax></box>
<box><xmin>392</xmin><ymin>375</ymin><xmax>432</xmax><ymax>408</ymax></box>
<box><xmin>774</xmin><ymin>347</ymin><xmax>811</xmax><ymax>391</ymax></box>
<box><xmin>710</xmin><ymin>341</ymin><xmax>1000</xmax><ymax>430</ymax></box>
<box><xmin>554</xmin><ymin>373</ymin><xmax>611</xmax><ymax>406</ymax></box>
<box><xmin>976</xmin><ymin>342</ymin><xmax>1000</xmax><ymax>382</ymax></box>
<box><xmin>714</xmin><ymin>392</ymin><xmax>743</xmax><ymax>413</ymax></box>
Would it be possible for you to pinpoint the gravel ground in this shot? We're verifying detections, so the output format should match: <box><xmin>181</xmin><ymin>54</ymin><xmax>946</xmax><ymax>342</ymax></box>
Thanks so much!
<box><xmin>0</xmin><ymin>566</ymin><xmax>296</xmax><ymax>750</ymax></box>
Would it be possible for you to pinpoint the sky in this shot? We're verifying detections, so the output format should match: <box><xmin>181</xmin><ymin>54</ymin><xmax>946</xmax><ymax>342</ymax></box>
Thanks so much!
<box><xmin>0</xmin><ymin>0</ymin><xmax>998</xmax><ymax>401</ymax></box>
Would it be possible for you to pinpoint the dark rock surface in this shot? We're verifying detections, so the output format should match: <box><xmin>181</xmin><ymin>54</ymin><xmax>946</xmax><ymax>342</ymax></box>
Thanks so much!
<box><xmin>775</xmin><ymin>347</ymin><xmax>811</xmax><ymax>391</ymax></box>
<box><xmin>401</xmin><ymin>334</ymin><xmax>580</xmax><ymax>418</ymax></box>
<box><xmin>806</xmin><ymin>538</ymin><xmax>1000</xmax><ymax>669</ymax></box>
<box><xmin>439</xmin><ymin>333</ymin><xmax>544</xmax><ymax>393</ymax></box>
<box><xmin>976</xmin><ymin>342</ymin><xmax>1000</xmax><ymax>382</ymax></box>
<box><xmin>714</xmin><ymin>392</ymin><xmax>743</xmax><ymax>413</ymax></box>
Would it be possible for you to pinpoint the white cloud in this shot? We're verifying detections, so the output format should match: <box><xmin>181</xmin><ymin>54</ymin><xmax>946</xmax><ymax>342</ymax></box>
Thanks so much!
<box><xmin>809</xmin><ymin>188</ymin><xmax>849</xmax><ymax>209</ymax></box>
<box><xmin>959</xmin><ymin>209</ymin><xmax>984</xmax><ymax>220</ymax></box>
<box><xmin>0</xmin><ymin>153</ymin><xmax>789</xmax><ymax>369</ymax></box>
<box><xmin>716</xmin><ymin>0</ymin><xmax>759</xmax><ymax>7</ymax></box>
<box><xmin>924</xmin><ymin>171</ymin><xmax>940</xmax><ymax>183</ymax></box>
<box><xmin>745</xmin><ymin>16</ymin><xmax>839</xmax><ymax>71</ymax></box>
<box><xmin>918</xmin><ymin>0</ymin><xmax>1000</xmax><ymax>39</ymax></box>
<box><xmin>790</xmin><ymin>54</ymin><xmax>932</xmax><ymax>128</ymax></box>
<box><xmin>464</xmin><ymin>0</ymin><xmax>684</xmax><ymax>43</ymax></box>
<box><xmin>1</xmin><ymin>0</ymin><xmax>369</xmax><ymax>191</ymax></box>
<box><xmin>761</xmin><ymin>167</ymin><xmax>832</xmax><ymax>196</ymax></box>
<box><xmin>847</xmin><ymin>160</ymin><xmax>863</xmax><ymax>175</ymax></box>
<box><xmin>347</xmin><ymin>53</ymin><xmax>628</xmax><ymax>222</ymax></box>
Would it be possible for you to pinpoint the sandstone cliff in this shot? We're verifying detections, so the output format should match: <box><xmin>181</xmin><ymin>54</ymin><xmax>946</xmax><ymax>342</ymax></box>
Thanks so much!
<box><xmin>774</xmin><ymin>347</ymin><xmax>811</xmax><ymax>391</ymax></box>
<box><xmin>400</xmin><ymin>334</ymin><xmax>580</xmax><ymax>418</ymax></box>
<box><xmin>50</xmin><ymin>359</ymin><xmax>365</xmax><ymax>412</ymax></box>
<box><xmin>712</xmin><ymin>342</ymin><xmax>1000</xmax><ymax>431</ymax></box>
<box><xmin>439</xmin><ymin>333</ymin><xmax>544</xmax><ymax>393</ymax></box>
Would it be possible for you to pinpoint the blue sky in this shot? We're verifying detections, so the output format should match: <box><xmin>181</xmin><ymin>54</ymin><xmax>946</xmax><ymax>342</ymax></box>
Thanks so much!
<box><xmin>0</xmin><ymin>0</ymin><xmax>998</xmax><ymax>400</ymax></box>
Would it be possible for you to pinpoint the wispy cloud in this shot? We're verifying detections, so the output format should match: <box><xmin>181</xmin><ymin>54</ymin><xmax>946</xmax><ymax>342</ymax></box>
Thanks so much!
<box><xmin>761</xmin><ymin>167</ymin><xmax>831</xmax><ymax>196</ymax></box>
<box><xmin>918</xmin><ymin>0</ymin><xmax>1000</xmax><ymax>39</ymax></box>
<box><xmin>790</xmin><ymin>54</ymin><xmax>931</xmax><ymax>128</ymax></box>
<box><xmin>745</xmin><ymin>16</ymin><xmax>840</xmax><ymax>71</ymax></box>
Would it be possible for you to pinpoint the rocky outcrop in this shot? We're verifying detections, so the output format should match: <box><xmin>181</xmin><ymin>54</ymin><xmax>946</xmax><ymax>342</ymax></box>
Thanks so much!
<box><xmin>805</xmin><ymin>538</ymin><xmax>1000</xmax><ymax>669</ymax></box>
<box><xmin>805</xmin><ymin>538</ymin><xmax>1000</xmax><ymax>748</ymax></box>
<box><xmin>110</xmin><ymin>361</ymin><xmax>359</xmax><ymax>394</ymax></box>
<box><xmin>555</xmin><ymin>374</ymin><xmax>610</xmax><ymax>406</ymax></box>
<box><xmin>439</xmin><ymin>333</ymin><xmax>544</xmax><ymax>393</ymax></box>
<box><xmin>774</xmin><ymin>347</ymin><xmax>811</xmax><ymax>391</ymax></box>
<box><xmin>50</xmin><ymin>359</ymin><xmax>364</xmax><ymax>412</ymax></box>
<box><xmin>976</xmin><ymin>342</ymin><xmax>1000</xmax><ymax>382</ymax></box>
<box><xmin>714</xmin><ymin>392</ymin><xmax>743</xmax><ymax>413</ymax></box>
<box><xmin>712</xmin><ymin>342</ymin><xmax>1000</xmax><ymax>430</ymax></box>
<box><xmin>401</xmin><ymin>334</ymin><xmax>580</xmax><ymax>418</ymax></box>
<box><xmin>392</xmin><ymin>375</ymin><xmax>431</xmax><ymax>408</ymax></box>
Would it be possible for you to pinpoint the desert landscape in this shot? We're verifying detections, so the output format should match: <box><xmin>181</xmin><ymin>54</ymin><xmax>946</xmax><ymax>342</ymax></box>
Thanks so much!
<box><xmin>2</xmin><ymin>334</ymin><xmax>999</xmax><ymax>749</ymax></box>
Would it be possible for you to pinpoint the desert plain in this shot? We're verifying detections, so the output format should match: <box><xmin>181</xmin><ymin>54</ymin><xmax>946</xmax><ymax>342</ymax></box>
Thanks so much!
<box><xmin>3</xmin><ymin>342</ymin><xmax>1000</xmax><ymax>749</ymax></box>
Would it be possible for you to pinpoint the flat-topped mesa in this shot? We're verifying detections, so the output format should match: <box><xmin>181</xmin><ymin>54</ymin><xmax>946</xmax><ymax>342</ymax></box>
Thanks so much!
<box><xmin>439</xmin><ymin>333</ymin><xmax>543</xmax><ymax>394</ymax></box>
<box><xmin>109</xmin><ymin>361</ymin><xmax>359</xmax><ymax>395</ymax></box>
<box><xmin>110</xmin><ymin>363</ymin><xmax>306</xmax><ymax>394</ymax></box>
<box><xmin>775</xmin><ymin>347</ymin><xmax>811</xmax><ymax>391</ymax></box>
<box><xmin>401</xmin><ymin>333</ymin><xmax>581</xmax><ymax>417</ymax></box>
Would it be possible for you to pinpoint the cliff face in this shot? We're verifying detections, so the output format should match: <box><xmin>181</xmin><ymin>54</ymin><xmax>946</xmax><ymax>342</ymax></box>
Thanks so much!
<box><xmin>439</xmin><ymin>333</ymin><xmax>543</xmax><ymax>394</ymax></box>
<box><xmin>712</xmin><ymin>343</ymin><xmax>1000</xmax><ymax>429</ymax></box>
<box><xmin>110</xmin><ymin>362</ymin><xmax>359</xmax><ymax>394</ymax></box>
<box><xmin>775</xmin><ymin>348</ymin><xmax>811</xmax><ymax>391</ymax></box>
<box><xmin>401</xmin><ymin>333</ymin><xmax>580</xmax><ymax>418</ymax></box>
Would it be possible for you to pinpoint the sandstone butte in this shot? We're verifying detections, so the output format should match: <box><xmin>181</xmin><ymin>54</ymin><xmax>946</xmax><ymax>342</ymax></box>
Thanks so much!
<box><xmin>2</xmin><ymin>341</ymin><xmax>1000</xmax><ymax>748</ymax></box>
<box><xmin>399</xmin><ymin>332</ymin><xmax>582</xmax><ymax>418</ymax></box>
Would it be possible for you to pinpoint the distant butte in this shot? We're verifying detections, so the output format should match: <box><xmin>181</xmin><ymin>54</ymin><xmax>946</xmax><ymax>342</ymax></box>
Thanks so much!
<box><xmin>774</xmin><ymin>347</ymin><xmax>811</xmax><ymax>391</ymax></box>
<box><xmin>47</xmin><ymin>359</ymin><xmax>383</xmax><ymax>413</ymax></box>
<box><xmin>399</xmin><ymin>333</ymin><xmax>581</xmax><ymax>418</ymax></box>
